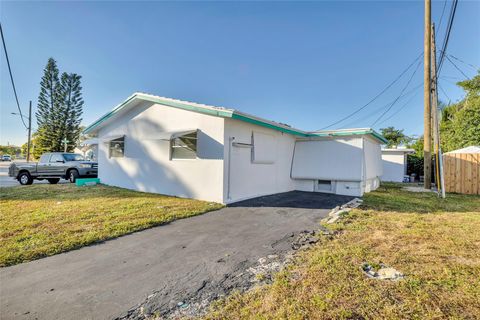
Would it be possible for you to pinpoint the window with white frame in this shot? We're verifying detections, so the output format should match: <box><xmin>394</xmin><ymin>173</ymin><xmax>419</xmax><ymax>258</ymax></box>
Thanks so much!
<box><xmin>171</xmin><ymin>132</ymin><xmax>197</xmax><ymax>159</ymax></box>
<box><xmin>109</xmin><ymin>137</ymin><xmax>125</xmax><ymax>158</ymax></box>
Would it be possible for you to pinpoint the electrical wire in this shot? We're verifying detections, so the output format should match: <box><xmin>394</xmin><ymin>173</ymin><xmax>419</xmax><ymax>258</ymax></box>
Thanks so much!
<box><xmin>438</xmin><ymin>82</ymin><xmax>452</xmax><ymax>103</ymax></box>
<box><xmin>371</xmin><ymin>59</ymin><xmax>423</xmax><ymax>127</ymax></box>
<box><xmin>341</xmin><ymin>83</ymin><xmax>422</xmax><ymax>128</ymax></box>
<box><xmin>446</xmin><ymin>55</ymin><xmax>471</xmax><ymax>79</ymax></box>
<box><xmin>0</xmin><ymin>22</ymin><xmax>27</xmax><ymax>129</ymax></box>
<box><xmin>437</xmin><ymin>0</ymin><xmax>459</xmax><ymax>77</ymax></box>
<box><xmin>376</xmin><ymin>89</ymin><xmax>421</xmax><ymax>126</ymax></box>
<box><xmin>317</xmin><ymin>52</ymin><xmax>423</xmax><ymax>130</ymax></box>
<box><xmin>436</xmin><ymin>0</ymin><xmax>448</xmax><ymax>36</ymax></box>
<box><xmin>448</xmin><ymin>53</ymin><xmax>479</xmax><ymax>70</ymax></box>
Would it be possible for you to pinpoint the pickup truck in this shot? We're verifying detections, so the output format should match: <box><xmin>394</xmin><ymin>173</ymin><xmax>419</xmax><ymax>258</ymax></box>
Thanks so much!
<box><xmin>9</xmin><ymin>152</ymin><xmax>98</xmax><ymax>185</ymax></box>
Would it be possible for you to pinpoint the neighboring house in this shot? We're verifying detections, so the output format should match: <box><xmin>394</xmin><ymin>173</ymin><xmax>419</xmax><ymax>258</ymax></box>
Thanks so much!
<box><xmin>74</xmin><ymin>139</ymin><xmax>98</xmax><ymax>161</ymax></box>
<box><xmin>381</xmin><ymin>148</ymin><xmax>414</xmax><ymax>182</ymax></box>
<box><xmin>84</xmin><ymin>93</ymin><xmax>387</xmax><ymax>203</ymax></box>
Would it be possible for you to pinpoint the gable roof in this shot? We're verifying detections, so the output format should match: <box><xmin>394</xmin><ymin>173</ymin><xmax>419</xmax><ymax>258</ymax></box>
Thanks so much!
<box><xmin>83</xmin><ymin>92</ymin><xmax>388</xmax><ymax>144</ymax></box>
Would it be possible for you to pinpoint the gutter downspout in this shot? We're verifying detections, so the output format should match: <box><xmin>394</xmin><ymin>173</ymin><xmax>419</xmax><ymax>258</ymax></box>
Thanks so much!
<box><xmin>361</xmin><ymin>137</ymin><xmax>367</xmax><ymax>195</ymax></box>
<box><xmin>290</xmin><ymin>140</ymin><xmax>297</xmax><ymax>180</ymax></box>
<box><xmin>226</xmin><ymin>136</ymin><xmax>234</xmax><ymax>201</ymax></box>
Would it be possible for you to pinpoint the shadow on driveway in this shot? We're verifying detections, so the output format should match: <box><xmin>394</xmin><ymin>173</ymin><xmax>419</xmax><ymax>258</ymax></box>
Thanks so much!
<box><xmin>229</xmin><ymin>191</ymin><xmax>355</xmax><ymax>209</ymax></box>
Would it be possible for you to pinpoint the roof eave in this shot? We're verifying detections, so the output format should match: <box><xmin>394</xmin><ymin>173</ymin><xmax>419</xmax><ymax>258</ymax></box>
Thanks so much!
<box><xmin>307</xmin><ymin>128</ymin><xmax>388</xmax><ymax>144</ymax></box>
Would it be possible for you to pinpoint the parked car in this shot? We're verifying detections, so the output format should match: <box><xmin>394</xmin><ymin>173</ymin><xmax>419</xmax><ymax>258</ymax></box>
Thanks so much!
<box><xmin>8</xmin><ymin>152</ymin><xmax>98</xmax><ymax>185</ymax></box>
<box><xmin>1</xmin><ymin>155</ymin><xmax>12</xmax><ymax>162</ymax></box>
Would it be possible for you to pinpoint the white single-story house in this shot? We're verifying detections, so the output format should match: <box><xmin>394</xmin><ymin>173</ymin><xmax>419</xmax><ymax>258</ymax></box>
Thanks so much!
<box><xmin>381</xmin><ymin>148</ymin><xmax>414</xmax><ymax>182</ymax></box>
<box><xmin>83</xmin><ymin>93</ymin><xmax>387</xmax><ymax>203</ymax></box>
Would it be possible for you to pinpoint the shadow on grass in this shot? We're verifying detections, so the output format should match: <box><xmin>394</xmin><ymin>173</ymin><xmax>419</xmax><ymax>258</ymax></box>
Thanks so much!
<box><xmin>0</xmin><ymin>184</ymin><xmax>191</xmax><ymax>202</ymax></box>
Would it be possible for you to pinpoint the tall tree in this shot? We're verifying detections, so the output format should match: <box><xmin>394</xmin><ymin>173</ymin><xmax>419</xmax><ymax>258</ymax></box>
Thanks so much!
<box><xmin>440</xmin><ymin>71</ymin><xmax>480</xmax><ymax>152</ymax></box>
<box><xmin>380</xmin><ymin>126</ymin><xmax>410</xmax><ymax>147</ymax></box>
<box><xmin>35</xmin><ymin>58</ymin><xmax>85</xmax><ymax>153</ymax></box>
<box><xmin>59</xmin><ymin>72</ymin><xmax>84</xmax><ymax>152</ymax></box>
<box><xmin>35</xmin><ymin>58</ymin><xmax>62</xmax><ymax>153</ymax></box>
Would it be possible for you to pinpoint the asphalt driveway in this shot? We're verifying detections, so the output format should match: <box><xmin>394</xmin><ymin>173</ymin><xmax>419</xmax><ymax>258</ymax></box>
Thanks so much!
<box><xmin>0</xmin><ymin>191</ymin><xmax>353</xmax><ymax>320</ymax></box>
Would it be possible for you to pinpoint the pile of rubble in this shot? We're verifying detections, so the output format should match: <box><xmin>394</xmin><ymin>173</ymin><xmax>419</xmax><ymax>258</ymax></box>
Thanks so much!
<box><xmin>323</xmin><ymin>198</ymin><xmax>363</xmax><ymax>224</ymax></box>
<box><xmin>362</xmin><ymin>263</ymin><xmax>404</xmax><ymax>281</ymax></box>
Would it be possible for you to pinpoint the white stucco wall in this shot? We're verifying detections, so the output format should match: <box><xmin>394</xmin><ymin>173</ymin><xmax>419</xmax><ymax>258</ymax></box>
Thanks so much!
<box><xmin>223</xmin><ymin>118</ymin><xmax>297</xmax><ymax>203</ymax></box>
<box><xmin>381</xmin><ymin>151</ymin><xmax>408</xmax><ymax>182</ymax></box>
<box><xmin>363</xmin><ymin>137</ymin><xmax>383</xmax><ymax>180</ymax></box>
<box><xmin>97</xmin><ymin>101</ymin><xmax>225</xmax><ymax>203</ymax></box>
<box><xmin>290</xmin><ymin>136</ymin><xmax>382</xmax><ymax>197</ymax></box>
<box><xmin>291</xmin><ymin>138</ymin><xmax>364</xmax><ymax>181</ymax></box>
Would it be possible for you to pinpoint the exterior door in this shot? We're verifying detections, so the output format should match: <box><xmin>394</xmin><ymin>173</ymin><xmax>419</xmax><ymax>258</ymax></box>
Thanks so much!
<box><xmin>48</xmin><ymin>154</ymin><xmax>65</xmax><ymax>175</ymax></box>
<box><xmin>36</xmin><ymin>154</ymin><xmax>51</xmax><ymax>175</ymax></box>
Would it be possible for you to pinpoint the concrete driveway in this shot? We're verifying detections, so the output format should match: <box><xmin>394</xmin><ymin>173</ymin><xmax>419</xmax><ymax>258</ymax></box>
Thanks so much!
<box><xmin>0</xmin><ymin>191</ymin><xmax>353</xmax><ymax>320</ymax></box>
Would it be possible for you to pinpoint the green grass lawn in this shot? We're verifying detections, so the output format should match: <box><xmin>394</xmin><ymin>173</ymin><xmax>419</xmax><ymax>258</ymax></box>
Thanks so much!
<box><xmin>0</xmin><ymin>184</ymin><xmax>223</xmax><ymax>267</ymax></box>
<box><xmin>206</xmin><ymin>183</ymin><xmax>480</xmax><ymax>320</ymax></box>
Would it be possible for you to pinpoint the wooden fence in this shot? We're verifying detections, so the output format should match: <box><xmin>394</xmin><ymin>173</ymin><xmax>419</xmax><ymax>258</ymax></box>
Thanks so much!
<box><xmin>443</xmin><ymin>153</ymin><xmax>480</xmax><ymax>195</ymax></box>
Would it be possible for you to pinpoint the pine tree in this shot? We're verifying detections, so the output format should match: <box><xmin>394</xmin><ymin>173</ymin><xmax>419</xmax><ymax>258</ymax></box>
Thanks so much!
<box><xmin>59</xmin><ymin>73</ymin><xmax>84</xmax><ymax>152</ymax></box>
<box><xmin>36</xmin><ymin>58</ymin><xmax>62</xmax><ymax>152</ymax></box>
<box><xmin>35</xmin><ymin>58</ymin><xmax>85</xmax><ymax>153</ymax></box>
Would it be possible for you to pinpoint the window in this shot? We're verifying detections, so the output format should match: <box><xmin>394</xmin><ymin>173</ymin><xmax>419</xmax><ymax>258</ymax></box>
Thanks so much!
<box><xmin>39</xmin><ymin>154</ymin><xmax>51</xmax><ymax>163</ymax></box>
<box><xmin>50</xmin><ymin>154</ymin><xmax>64</xmax><ymax>163</ymax></box>
<box><xmin>63</xmin><ymin>154</ymin><xmax>84</xmax><ymax>161</ymax></box>
<box><xmin>109</xmin><ymin>137</ymin><xmax>125</xmax><ymax>158</ymax></box>
<box><xmin>317</xmin><ymin>180</ymin><xmax>332</xmax><ymax>192</ymax></box>
<box><xmin>171</xmin><ymin>132</ymin><xmax>197</xmax><ymax>159</ymax></box>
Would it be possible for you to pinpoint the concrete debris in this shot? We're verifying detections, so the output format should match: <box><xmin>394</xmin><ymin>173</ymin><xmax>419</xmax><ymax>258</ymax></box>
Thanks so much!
<box><xmin>247</xmin><ymin>256</ymin><xmax>284</xmax><ymax>284</ymax></box>
<box><xmin>403</xmin><ymin>186</ymin><xmax>435</xmax><ymax>193</ymax></box>
<box><xmin>362</xmin><ymin>263</ymin><xmax>404</xmax><ymax>281</ymax></box>
<box><xmin>323</xmin><ymin>198</ymin><xmax>363</xmax><ymax>224</ymax></box>
<box><xmin>291</xmin><ymin>230</ymin><xmax>319</xmax><ymax>250</ymax></box>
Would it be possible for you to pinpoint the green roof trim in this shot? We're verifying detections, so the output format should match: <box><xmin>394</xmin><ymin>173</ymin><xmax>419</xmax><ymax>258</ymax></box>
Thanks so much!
<box><xmin>231</xmin><ymin>113</ymin><xmax>308</xmax><ymax>137</ymax></box>
<box><xmin>139</xmin><ymin>94</ymin><xmax>233</xmax><ymax>118</ymax></box>
<box><xmin>83</xmin><ymin>94</ymin><xmax>137</xmax><ymax>134</ymax></box>
<box><xmin>83</xmin><ymin>93</ymin><xmax>387</xmax><ymax>144</ymax></box>
<box><xmin>308</xmin><ymin>129</ymin><xmax>388</xmax><ymax>144</ymax></box>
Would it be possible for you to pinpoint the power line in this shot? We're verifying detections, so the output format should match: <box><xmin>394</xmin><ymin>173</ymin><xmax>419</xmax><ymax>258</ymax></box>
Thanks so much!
<box><xmin>439</xmin><ymin>76</ymin><xmax>459</xmax><ymax>85</ymax></box>
<box><xmin>436</xmin><ymin>0</ymin><xmax>448</xmax><ymax>36</ymax></box>
<box><xmin>341</xmin><ymin>83</ymin><xmax>422</xmax><ymax>128</ymax></box>
<box><xmin>376</xmin><ymin>89</ymin><xmax>421</xmax><ymax>126</ymax></box>
<box><xmin>317</xmin><ymin>52</ymin><xmax>423</xmax><ymax>130</ymax></box>
<box><xmin>371</xmin><ymin>59</ymin><xmax>423</xmax><ymax>127</ymax></box>
<box><xmin>0</xmin><ymin>22</ymin><xmax>27</xmax><ymax>129</ymax></box>
<box><xmin>445</xmin><ymin>55</ymin><xmax>470</xmax><ymax>79</ymax></box>
<box><xmin>438</xmin><ymin>82</ymin><xmax>451</xmax><ymax>103</ymax></box>
<box><xmin>437</xmin><ymin>0</ymin><xmax>459</xmax><ymax>77</ymax></box>
<box><xmin>447</xmin><ymin>53</ymin><xmax>479</xmax><ymax>71</ymax></box>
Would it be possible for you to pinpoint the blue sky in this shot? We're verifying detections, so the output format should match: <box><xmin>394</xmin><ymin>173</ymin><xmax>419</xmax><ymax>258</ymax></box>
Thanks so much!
<box><xmin>1</xmin><ymin>1</ymin><xmax>479</xmax><ymax>146</ymax></box>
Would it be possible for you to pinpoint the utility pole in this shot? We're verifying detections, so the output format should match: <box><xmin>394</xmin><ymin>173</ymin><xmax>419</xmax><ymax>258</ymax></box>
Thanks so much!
<box><xmin>424</xmin><ymin>0</ymin><xmax>432</xmax><ymax>189</ymax></box>
<box><xmin>431</xmin><ymin>24</ymin><xmax>440</xmax><ymax>192</ymax></box>
<box><xmin>430</xmin><ymin>24</ymin><xmax>446</xmax><ymax>198</ymax></box>
<box><xmin>26</xmin><ymin>101</ymin><xmax>32</xmax><ymax>162</ymax></box>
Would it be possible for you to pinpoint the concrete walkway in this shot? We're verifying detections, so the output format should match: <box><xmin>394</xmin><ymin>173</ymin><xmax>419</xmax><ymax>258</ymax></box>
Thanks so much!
<box><xmin>0</xmin><ymin>191</ymin><xmax>352</xmax><ymax>320</ymax></box>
